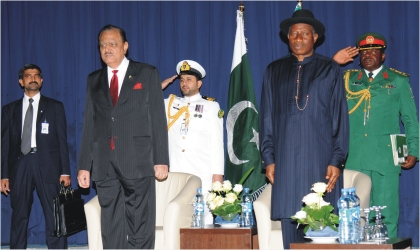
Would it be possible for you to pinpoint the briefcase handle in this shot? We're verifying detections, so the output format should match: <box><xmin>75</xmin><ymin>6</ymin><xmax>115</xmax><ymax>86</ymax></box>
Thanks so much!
<box><xmin>59</xmin><ymin>182</ymin><xmax>75</xmax><ymax>200</ymax></box>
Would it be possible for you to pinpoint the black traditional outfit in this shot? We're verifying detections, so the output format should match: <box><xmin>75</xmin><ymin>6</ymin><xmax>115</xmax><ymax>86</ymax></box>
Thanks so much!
<box><xmin>259</xmin><ymin>52</ymin><xmax>349</xmax><ymax>247</ymax></box>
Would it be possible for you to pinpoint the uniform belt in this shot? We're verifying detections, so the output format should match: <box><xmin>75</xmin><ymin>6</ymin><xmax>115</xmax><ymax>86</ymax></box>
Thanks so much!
<box><xmin>29</xmin><ymin>147</ymin><xmax>37</xmax><ymax>153</ymax></box>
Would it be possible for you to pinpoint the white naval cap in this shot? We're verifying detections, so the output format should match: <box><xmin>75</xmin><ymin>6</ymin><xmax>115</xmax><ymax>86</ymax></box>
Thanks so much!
<box><xmin>176</xmin><ymin>60</ymin><xmax>206</xmax><ymax>79</ymax></box>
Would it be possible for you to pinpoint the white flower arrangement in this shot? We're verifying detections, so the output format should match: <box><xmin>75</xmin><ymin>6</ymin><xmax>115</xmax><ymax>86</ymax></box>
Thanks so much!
<box><xmin>291</xmin><ymin>182</ymin><xmax>339</xmax><ymax>233</ymax></box>
<box><xmin>205</xmin><ymin>180</ymin><xmax>243</xmax><ymax>217</ymax></box>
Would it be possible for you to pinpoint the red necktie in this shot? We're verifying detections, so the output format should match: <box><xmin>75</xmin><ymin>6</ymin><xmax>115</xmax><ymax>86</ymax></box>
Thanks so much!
<box><xmin>110</xmin><ymin>70</ymin><xmax>119</xmax><ymax>106</ymax></box>
<box><xmin>110</xmin><ymin>70</ymin><xmax>118</xmax><ymax>150</ymax></box>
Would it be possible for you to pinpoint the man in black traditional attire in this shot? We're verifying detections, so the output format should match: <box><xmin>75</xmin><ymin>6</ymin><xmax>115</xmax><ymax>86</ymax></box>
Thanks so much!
<box><xmin>259</xmin><ymin>9</ymin><xmax>349</xmax><ymax>248</ymax></box>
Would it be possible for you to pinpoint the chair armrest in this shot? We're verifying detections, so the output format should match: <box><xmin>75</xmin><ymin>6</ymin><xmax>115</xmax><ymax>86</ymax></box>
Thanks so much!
<box><xmin>254</xmin><ymin>184</ymin><xmax>273</xmax><ymax>249</ymax></box>
<box><xmin>84</xmin><ymin>195</ymin><xmax>103</xmax><ymax>249</ymax></box>
<box><xmin>343</xmin><ymin>169</ymin><xmax>372</xmax><ymax>220</ymax></box>
<box><xmin>163</xmin><ymin>175</ymin><xmax>201</xmax><ymax>249</ymax></box>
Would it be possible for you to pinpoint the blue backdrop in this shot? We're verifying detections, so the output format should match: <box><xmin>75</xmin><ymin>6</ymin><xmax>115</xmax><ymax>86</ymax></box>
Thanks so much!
<box><xmin>1</xmin><ymin>1</ymin><xmax>418</xmax><ymax>247</ymax></box>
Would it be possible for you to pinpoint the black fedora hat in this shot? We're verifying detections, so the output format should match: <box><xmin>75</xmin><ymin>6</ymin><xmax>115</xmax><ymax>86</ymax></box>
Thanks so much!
<box><xmin>280</xmin><ymin>9</ymin><xmax>325</xmax><ymax>38</ymax></box>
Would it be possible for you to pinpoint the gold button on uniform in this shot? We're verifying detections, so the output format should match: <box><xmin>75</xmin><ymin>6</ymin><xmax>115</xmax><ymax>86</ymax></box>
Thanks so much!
<box><xmin>182</xmin><ymin>149</ymin><xmax>185</xmax><ymax>152</ymax></box>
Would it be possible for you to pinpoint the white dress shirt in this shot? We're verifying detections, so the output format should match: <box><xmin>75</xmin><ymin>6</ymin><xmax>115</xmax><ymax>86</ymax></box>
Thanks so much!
<box><xmin>364</xmin><ymin>65</ymin><xmax>383</xmax><ymax>79</ymax></box>
<box><xmin>107</xmin><ymin>57</ymin><xmax>130</xmax><ymax>95</ymax></box>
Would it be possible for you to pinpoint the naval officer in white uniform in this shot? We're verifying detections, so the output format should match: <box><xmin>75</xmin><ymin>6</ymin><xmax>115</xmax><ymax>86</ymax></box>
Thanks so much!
<box><xmin>164</xmin><ymin>60</ymin><xmax>224</xmax><ymax>224</ymax></box>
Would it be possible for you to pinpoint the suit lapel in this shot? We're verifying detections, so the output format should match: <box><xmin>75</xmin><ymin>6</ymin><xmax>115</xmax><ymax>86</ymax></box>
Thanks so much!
<box><xmin>13</xmin><ymin>99</ymin><xmax>23</xmax><ymax>136</ymax></box>
<box><xmin>37</xmin><ymin>95</ymin><xmax>48</xmax><ymax>124</ymax></box>
<box><xmin>99</xmin><ymin>68</ymin><xmax>113</xmax><ymax>107</ymax></box>
<box><xmin>117</xmin><ymin>61</ymin><xmax>137</xmax><ymax>106</ymax></box>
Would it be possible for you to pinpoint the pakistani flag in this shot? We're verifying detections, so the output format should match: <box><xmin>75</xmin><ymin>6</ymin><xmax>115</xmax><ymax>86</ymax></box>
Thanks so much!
<box><xmin>225</xmin><ymin>10</ymin><xmax>266</xmax><ymax>193</ymax></box>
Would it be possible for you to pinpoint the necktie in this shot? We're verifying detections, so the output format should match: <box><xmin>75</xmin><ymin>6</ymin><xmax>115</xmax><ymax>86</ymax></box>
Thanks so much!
<box><xmin>368</xmin><ymin>72</ymin><xmax>373</xmax><ymax>82</ymax></box>
<box><xmin>110</xmin><ymin>70</ymin><xmax>119</xmax><ymax>106</ymax></box>
<box><xmin>21</xmin><ymin>98</ymin><xmax>34</xmax><ymax>155</ymax></box>
<box><xmin>110</xmin><ymin>70</ymin><xmax>118</xmax><ymax>150</ymax></box>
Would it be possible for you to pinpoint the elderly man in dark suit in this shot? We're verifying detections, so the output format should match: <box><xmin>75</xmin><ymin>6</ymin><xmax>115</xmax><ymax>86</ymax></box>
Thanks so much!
<box><xmin>1</xmin><ymin>64</ymin><xmax>71</xmax><ymax>249</ymax></box>
<box><xmin>77</xmin><ymin>24</ymin><xmax>169</xmax><ymax>249</ymax></box>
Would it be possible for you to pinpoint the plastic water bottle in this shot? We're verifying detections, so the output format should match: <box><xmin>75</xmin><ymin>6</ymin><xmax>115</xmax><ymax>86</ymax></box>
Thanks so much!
<box><xmin>337</xmin><ymin>188</ymin><xmax>357</xmax><ymax>244</ymax></box>
<box><xmin>349</xmin><ymin>187</ymin><xmax>362</xmax><ymax>242</ymax></box>
<box><xmin>240</xmin><ymin>188</ymin><xmax>254</xmax><ymax>227</ymax></box>
<box><xmin>192</xmin><ymin>188</ymin><xmax>204</xmax><ymax>228</ymax></box>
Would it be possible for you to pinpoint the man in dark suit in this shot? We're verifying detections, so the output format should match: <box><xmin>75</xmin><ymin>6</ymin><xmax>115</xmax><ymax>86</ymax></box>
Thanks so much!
<box><xmin>1</xmin><ymin>64</ymin><xmax>71</xmax><ymax>249</ymax></box>
<box><xmin>77</xmin><ymin>24</ymin><xmax>169</xmax><ymax>249</ymax></box>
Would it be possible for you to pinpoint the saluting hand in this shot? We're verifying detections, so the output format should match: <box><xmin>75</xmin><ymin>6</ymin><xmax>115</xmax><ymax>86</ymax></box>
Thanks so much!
<box><xmin>161</xmin><ymin>75</ymin><xmax>178</xmax><ymax>90</ymax></box>
<box><xmin>332</xmin><ymin>46</ymin><xmax>359</xmax><ymax>65</ymax></box>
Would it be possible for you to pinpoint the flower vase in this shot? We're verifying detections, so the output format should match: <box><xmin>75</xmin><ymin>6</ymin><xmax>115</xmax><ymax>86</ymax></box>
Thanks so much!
<box><xmin>305</xmin><ymin>226</ymin><xmax>339</xmax><ymax>237</ymax></box>
<box><xmin>221</xmin><ymin>213</ymin><xmax>238</xmax><ymax>221</ymax></box>
<box><xmin>214</xmin><ymin>213</ymin><xmax>239</xmax><ymax>228</ymax></box>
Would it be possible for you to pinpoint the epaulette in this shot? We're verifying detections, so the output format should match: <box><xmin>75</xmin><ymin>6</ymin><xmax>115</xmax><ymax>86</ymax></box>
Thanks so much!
<box><xmin>202</xmin><ymin>95</ymin><xmax>216</xmax><ymax>102</ymax></box>
<box><xmin>390</xmin><ymin>68</ymin><xmax>409</xmax><ymax>77</ymax></box>
<box><xmin>344</xmin><ymin>69</ymin><xmax>360</xmax><ymax>73</ymax></box>
<box><xmin>169</xmin><ymin>93</ymin><xmax>177</xmax><ymax>98</ymax></box>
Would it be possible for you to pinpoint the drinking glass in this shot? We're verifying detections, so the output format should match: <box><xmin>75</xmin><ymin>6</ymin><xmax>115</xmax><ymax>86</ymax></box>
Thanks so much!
<box><xmin>361</xmin><ymin>208</ymin><xmax>373</xmax><ymax>242</ymax></box>
<box><xmin>372</xmin><ymin>206</ymin><xmax>388</xmax><ymax>242</ymax></box>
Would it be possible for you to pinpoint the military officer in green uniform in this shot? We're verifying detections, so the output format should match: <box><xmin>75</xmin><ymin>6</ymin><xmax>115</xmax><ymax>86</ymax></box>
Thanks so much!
<box><xmin>342</xmin><ymin>32</ymin><xmax>419</xmax><ymax>238</ymax></box>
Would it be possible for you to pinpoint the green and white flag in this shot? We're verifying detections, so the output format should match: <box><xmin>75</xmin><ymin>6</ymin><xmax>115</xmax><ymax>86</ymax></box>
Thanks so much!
<box><xmin>295</xmin><ymin>0</ymin><xmax>302</xmax><ymax>12</ymax></box>
<box><xmin>225</xmin><ymin>10</ymin><xmax>266</xmax><ymax>193</ymax></box>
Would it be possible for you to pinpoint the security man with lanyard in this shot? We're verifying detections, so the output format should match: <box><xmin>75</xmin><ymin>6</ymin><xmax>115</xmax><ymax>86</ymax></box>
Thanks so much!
<box><xmin>343</xmin><ymin>32</ymin><xmax>419</xmax><ymax>238</ymax></box>
<box><xmin>164</xmin><ymin>60</ymin><xmax>224</xmax><ymax>224</ymax></box>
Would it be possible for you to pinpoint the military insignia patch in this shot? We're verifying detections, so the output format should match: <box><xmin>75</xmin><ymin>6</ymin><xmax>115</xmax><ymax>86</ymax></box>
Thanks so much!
<box><xmin>366</xmin><ymin>35</ymin><xmax>375</xmax><ymax>44</ymax></box>
<box><xmin>218</xmin><ymin>109</ymin><xmax>224</xmax><ymax>118</ymax></box>
<box><xmin>181</xmin><ymin>61</ymin><xmax>191</xmax><ymax>72</ymax></box>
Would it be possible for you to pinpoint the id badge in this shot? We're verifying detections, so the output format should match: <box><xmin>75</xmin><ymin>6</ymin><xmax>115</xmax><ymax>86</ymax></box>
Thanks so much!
<box><xmin>41</xmin><ymin>122</ymin><xmax>49</xmax><ymax>134</ymax></box>
<box><xmin>180</xmin><ymin>123</ymin><xmax>188</xmax><ymax>135</ymax></box>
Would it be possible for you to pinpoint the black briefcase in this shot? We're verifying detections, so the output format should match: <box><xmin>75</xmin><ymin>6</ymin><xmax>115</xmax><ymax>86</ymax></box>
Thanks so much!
<box><xmin>52</xmin><ymin>183</ymin><xmax>87</xmax><ymax>237</ymax></box>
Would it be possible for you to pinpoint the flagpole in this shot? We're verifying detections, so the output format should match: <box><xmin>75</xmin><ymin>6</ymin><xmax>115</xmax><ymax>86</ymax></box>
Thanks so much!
<box><xmin>239</xmin><ymin>2</ymin><xmax>245</xmax><ymax>40</ymax></box>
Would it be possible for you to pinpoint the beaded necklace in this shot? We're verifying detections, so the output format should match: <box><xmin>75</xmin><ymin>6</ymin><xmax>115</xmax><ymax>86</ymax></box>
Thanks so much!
<box><xmin>295</xmin><ymin>65</ymin><xmax>309</xmax><ymax>111</ymax></box>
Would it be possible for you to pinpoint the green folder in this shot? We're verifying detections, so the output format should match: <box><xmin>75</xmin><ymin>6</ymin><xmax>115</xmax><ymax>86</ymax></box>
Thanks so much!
<box><xmin>390</xmin><ymin>134</ymin><xmax>407</xmax><ymax>166</ymax></box>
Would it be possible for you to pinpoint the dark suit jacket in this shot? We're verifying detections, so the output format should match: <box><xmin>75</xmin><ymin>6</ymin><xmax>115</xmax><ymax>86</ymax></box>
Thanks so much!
<box><xmin>1</xmin><ymin>95</ymin><xmax>70</xmax><ymax>185</ymax></box>
<box><xmin>77</xmin><ymin>60</ymin><xmax>169</xmax><ymax>181</ymax></box>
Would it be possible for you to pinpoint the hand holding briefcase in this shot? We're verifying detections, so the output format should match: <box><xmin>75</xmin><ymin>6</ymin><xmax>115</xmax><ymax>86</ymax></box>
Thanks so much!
<box><xmin>52</xmin><ymin>183</ymin><xmax>87</xmax><ymax>237</ymax></box>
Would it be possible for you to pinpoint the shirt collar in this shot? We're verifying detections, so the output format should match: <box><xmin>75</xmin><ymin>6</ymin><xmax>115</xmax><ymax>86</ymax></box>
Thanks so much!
<box><xmin>24</xmin><ymin>92</ymin><xmax>41</xmax><ymax>103</ymax></box>
<box><xmin>291</xmin><ymin>52</ymin><xmax>316</xmax><ymax>64</ymax></box>
<box><xmin>182</xmin><ymin>93</ymin><xmax>202</xmax><ymax>102</ymax></box>
<box><xmin>107</xmin><ymin>56</ymin><xmax>129</xmax><ymax>72</ymax></box>
<box><xmin>364</xmin><ymin>65</ymin><xmax>383</xmax><ymax>79</ymax></box>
